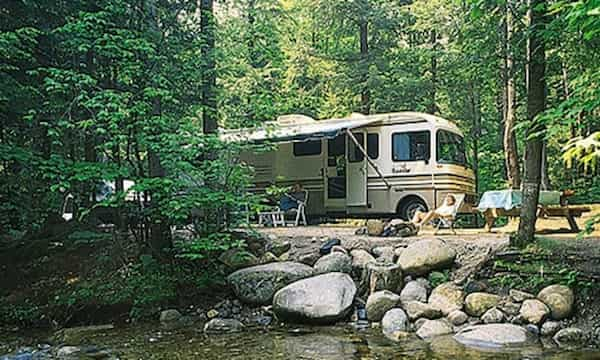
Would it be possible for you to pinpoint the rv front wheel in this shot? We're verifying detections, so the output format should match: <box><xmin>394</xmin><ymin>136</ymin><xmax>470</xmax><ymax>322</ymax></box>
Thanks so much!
<box><xmin>399</xmin><ymin>198</ymin><xmax>427</xmax><ymax>221</ymax></box>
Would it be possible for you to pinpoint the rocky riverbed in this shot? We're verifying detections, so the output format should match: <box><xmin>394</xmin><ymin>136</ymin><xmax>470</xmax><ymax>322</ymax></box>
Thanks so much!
<box><xmin>3</xmin><ymin>227</ymin><xmax>600</xmax><ymax>359</ymax></box>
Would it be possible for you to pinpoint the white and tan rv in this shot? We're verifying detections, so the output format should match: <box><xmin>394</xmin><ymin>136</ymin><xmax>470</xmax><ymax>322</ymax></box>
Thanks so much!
<box><xmin>221</xmin><ymin>112</ymin><xmax>476</xmax><ymax>219</ymax></box>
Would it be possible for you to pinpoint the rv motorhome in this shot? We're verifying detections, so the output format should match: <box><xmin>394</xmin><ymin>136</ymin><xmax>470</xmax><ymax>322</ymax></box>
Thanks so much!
<box><xmin>221</xmin><ymin>112</ymin><xmax>476</xmax><ymax>220</ymax></box>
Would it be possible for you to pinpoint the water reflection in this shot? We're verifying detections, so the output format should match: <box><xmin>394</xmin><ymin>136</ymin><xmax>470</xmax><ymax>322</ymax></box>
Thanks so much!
<box><xmin>4</xmin><ymin>324</ymin><xmax>600</xmax><ymax>360</ymax></box>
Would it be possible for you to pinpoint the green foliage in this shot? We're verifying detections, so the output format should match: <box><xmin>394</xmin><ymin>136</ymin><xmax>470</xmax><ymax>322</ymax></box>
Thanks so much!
<box><xmin>0</xmin><ymin>299</ymin><xmax>42</xmax><ymax>326</ymax></box>
<box><xmin>428</xmin><ymin>270</ymin><xmax>450</xmax><ymax>288</ymax></box>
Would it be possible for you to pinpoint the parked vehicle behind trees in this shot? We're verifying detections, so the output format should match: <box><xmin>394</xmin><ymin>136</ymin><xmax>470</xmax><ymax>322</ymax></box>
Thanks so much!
<box><xmin>222</xmin><ymin>112</ymin><xmax>476</xmax><ymax>220</ymax></box>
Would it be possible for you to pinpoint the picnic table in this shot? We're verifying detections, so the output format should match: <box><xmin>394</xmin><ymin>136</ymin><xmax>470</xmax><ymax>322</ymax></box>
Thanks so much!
<box><xmin>477</xmin><ymin>189</ymin><xmax>590</xmax><ymax>232</ymax></box>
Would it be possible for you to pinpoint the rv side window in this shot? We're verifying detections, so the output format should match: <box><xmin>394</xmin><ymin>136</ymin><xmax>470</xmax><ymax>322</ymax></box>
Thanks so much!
<box><xmin>392</xmin><ymin>131</ymin><xmax>430</xmax><ymax>162</ymax></box>
<box><xmin>293</xmin><ymin>140</ymin><xmax>322</xmax><ymax>156</ymax></box>
<box><xmin>367</xmin><ymin>133</ymin><xmax>379</xmax><ymax>159</ymax></box>
<box><xmin>348</xmin><ymin>133</ymin><xmax>364</xmax><ymax>163</ymax></box>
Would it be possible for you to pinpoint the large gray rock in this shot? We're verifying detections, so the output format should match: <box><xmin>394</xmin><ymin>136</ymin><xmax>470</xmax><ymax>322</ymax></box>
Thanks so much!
<box><xmin>400</xmin><ymin>280</ymin><xmax>428</xmax><ymax>304</ymax></box>
<box><xmin>228</xmin><ymin>262</ymin><xmax>314</xmax><ymax>305</ymax></box>
<box><xmin>537</xmin><ymin>285</ymin><xmax>574</xmax><ymax>320</ymax></box>
<box><xmin>273</xmin><ymin>272</ymin><xmax>357</xmax><ymax>324</ymax></box>
<box><xmin>541</xmin><ymin>320</ymin><xmax>561</xmax><ymax>337</ymax></box>
<box><xmin>520</xmin><ymin>299</ymin><xmax>550</xmax><ymax>325</ymax></box>
<box><xmin>428</xmin><ymin>282</ymin><xmax>465</xmax><ymax>315</ymax></box>
<box><xmin>372</xmin><ymin>246</ymin><xmax>395</xmax><ymax>263</ymax></box>
<box><xmin>350</xmin><ymin>249</ymin><xmax>375</xmax><ymax>275</ymax></box>
<box><xmin>397</xmin><ymin>239</ymin><xmax>456</xmax><ymax>275</ymax></box>
<box><xmin>366</xmin><ymin>290</ymin><xmax>401</xmax><ymax>322</ymax></box>
<box><xmin>464</xmin><ymin>292</ymin><xmax>501</xmax><ymax>317</ymax></box>
<box><xmin>314</xmin><ymin>252</ymin><xmax>352</xmax><ymax>274</ymax></box>
<box><xmin>416</xmin><ymin>319</ymin><xmax>453</xmax><ymax>340</ymax></box>
<box><xmin>553</xmin><ymin>327</ymin><xmax>585</xmax><ymax>348</ymax></box>
<box><xmin>204</xmin><ymin>318</ymin><xmax>244</xmax><ymax>333</ymax></box>
<box><xmin>381</xmin><ymin>308</ymin><xmax>409</xmax><ymax>339</ymax></box>
<box><xmin>404</xmin><ymin>301</ymin><xmax>442</xmax><ymax>321</ymax></box>
<box><xmin>454</xmin><ymin>324</ymin><xmax>536</xmax><ymax>348</ymax></box>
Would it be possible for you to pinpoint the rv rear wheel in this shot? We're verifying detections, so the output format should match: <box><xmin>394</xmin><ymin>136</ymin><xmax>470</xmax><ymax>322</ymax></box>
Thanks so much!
<box><xmin>399</xmin><ymin>198</ymin><xmax>427</xmax><ymax>221</ymax></box>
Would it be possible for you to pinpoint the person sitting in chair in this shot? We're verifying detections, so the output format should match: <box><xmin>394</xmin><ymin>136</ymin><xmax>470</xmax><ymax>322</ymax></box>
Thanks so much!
<box><xmin>279</xmin><ymin>183</ymin><xmax>306</xmax><ymax>211</ymax></box>
<box><xmin>411</xmin><ymin>194</ymin><xmax>456</xmax><ymax>228</ymax></box>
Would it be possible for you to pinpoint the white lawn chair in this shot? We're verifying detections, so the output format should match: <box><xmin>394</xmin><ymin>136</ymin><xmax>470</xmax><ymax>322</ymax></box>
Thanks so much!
<box><xmin>257</xmin><ymin>190</ymin><xmax>308</xmax><ymax>227</ymax></box>
<box><xmin>283</xmin><ymin>190</ymin><xmax>308</xmax><ymax>226</ymax></box>
<box><xmin>433</xmin><ymin>193</ymin><xmax>465</xmax><ymax>234</ymax></box>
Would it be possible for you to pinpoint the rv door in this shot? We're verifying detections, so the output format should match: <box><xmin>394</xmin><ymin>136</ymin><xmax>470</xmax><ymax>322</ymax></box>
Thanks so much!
<box><xmin>346</xmin><ymin>130</ymin><xmax>367</xmax><ymax>206</ymax></box>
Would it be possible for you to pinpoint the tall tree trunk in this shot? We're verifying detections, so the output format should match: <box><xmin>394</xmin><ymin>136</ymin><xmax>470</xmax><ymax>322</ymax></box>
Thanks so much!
<box><xmin>359</xmin><ymin>19</ymin><xmax>370</xmax><ymax>114</ymax></box>
<box><xmin>515</xmin><ymin>0</ymin><xmax>547</xmax><ymax>247</ymax></box>
<box><xmin>201</xmin><ymin>0</ymin><xmax>217</xmax><ymax>133</ymax></box>
<box><xmin>503</xmin><ymin>2</ymin><xmax>521</xmax><ymax>189</ymax></box>
<box><xmin>429</xmin><ymin>30</ymin><xmax>438</xmax><ymax>114</ymax></box>
<box><xmin>146</xmin><ymin>0</ymin><xmax>172</xmax><ymax>256</ymax></box>
<box><xmin>470</xmin><ymin>83</ymin><xmax>481</xmax><ymax>195</ymax></box>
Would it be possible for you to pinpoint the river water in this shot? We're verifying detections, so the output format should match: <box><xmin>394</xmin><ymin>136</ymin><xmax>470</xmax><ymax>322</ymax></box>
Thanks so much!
<box><xmin>4</xmin><ymin>324</ymin><xmax>600</xmax><ymax>359</ymax></box>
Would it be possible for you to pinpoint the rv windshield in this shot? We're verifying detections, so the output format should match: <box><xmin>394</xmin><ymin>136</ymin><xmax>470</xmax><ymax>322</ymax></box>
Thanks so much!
<box><xmin>437</xmin><ymin>130</ymin><xmax>466</xmax><ymax>166</ymax></box>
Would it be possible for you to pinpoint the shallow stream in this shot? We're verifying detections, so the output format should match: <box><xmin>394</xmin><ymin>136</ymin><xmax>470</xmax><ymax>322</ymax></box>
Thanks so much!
<box><xmin>4</xmin><ymin>324</ymin><xmax>600</xmax><ymax>359</ymax></box>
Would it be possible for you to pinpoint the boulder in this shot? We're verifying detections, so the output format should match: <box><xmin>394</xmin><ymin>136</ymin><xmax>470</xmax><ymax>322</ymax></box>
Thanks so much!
<box><xmin>448</xmin><ymin>310</ymin><xmax>468</xmax><ymax>326</ymax></box>
<box><xmin>400</xmin><ymin>281</ymin><xmax>428</xmax><ymax>304</ymax></box>
<box><xmin>414</xmin><ymin>318</ymin><xmax>428</xmax><ymax>330</ymax></box>
<box><xmin>553</xmin><ymin>327</ymin><xmax>586</xmax><ymax>348</ymax></box>
<box><xmin>273</xmin><ymin>272</ymin><xmax>357</xmax><ymax>324</ymax></box>
<box><xmin>481</xmin><ymin>308</ymin><xmax>504</xmax><ymax>324</ymax></box>
<box><xmin>464</xmin><ymin>292</ymin><xmax>501</xmax><ymax>317</ymax></box>
<box><xmin>541</xmin><ymin>320</ymin><xmax>561</xmax><ymax>337</ymax></box>
<box><xmin>416</xmin><ymin>319</ymin><xmax>453</xmax><ymax>340</ymax></box>
<box><xmin>397</xmin><ymin>239</ymin><xmax>456</xmax><ymax>276</ymax></box>
<box><xmin>366</xmin><ymin>290</ymin><xmax>401</xmax><ymax>322</ymax></box>
<box><xmin>428</xmin><ymin>282</ymin><xmax>465</xmax><ymax>315</ymax></box>
<box><xmin>219</xmin><ymin>248</ymin><xmax>259</xmax><ymax>269</ymax></box>
<box><xmin>364</xmin><ymin>262</ymin><xmax>403</xmax><ymax>293</ymax></box>
<box><xmin>366</xmin><ymin>220</ymin><xmax>385</xmax><ymax>236</ymax></box>
<box><xmin>314</xmin><ymin>252</ymin><xmax>352</xmax><ymax>274</ymax></box>
<box><xmin>372</xmin><ymin>246</ymin><xmax>395</xmax><ymax>263</ymax></box>
<box><xmin>266</xmin><ymin>239</ymin><xmax>291</xmax><ymax>257</ymax></box>
<box><xmin>204</xmin><ymin>318</ymin><xmax>244</xmax><ymax>333</ymax></box>
<box><xmin>464</xmin><ymin>280</ymin><xmax>488</xmax><ymax>294</ymax></box>
<box><xmin>509</xmin><ymin>289</ymin><xmax>535</xmax><ymax>303</ymax></box>
<box><xmin>350</xmin><ymin>249</ymin><xmax>375</xmax><ymax>274</ymax></box>
<box><xmin>381</xmin><ymin>308</ymin><xmax>409</xmax><ymax>339</ymax></box>
<box><xmin>228</xmin><ymin>262</ymin><xmax>313</xmax><ymax>305</ymax></box>
<box><xmin>537</xmin><ymin>285</ymin><xmax>574</xmax><ymax>320</ymax></box>
<box><xmin>520</xmin><ymin>299</ymin><xmax>550</xmax><ymax>325</ymax></box>
<box><xmin>403</xmin><ymin>301</ymin><xmax>442</xmax><ymax>321</ymax></box>
<box><xmin>454</xmin><ymin>324</ymin><xmax>536</xmax><ymax>348</ymax></box>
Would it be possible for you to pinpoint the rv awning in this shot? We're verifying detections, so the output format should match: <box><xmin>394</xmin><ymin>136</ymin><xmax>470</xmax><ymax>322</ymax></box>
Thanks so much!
<box><xmin>220</xmin><ymin>116</ymin><xmax>383</xmax><ymax>143</ymax></box>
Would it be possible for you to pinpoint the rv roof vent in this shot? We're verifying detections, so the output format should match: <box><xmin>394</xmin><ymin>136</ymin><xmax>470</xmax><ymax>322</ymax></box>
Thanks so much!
<box><xmin>276</xmin><ymin>114</ymin><xmax>315</xmax><ymax>126</ymax></box>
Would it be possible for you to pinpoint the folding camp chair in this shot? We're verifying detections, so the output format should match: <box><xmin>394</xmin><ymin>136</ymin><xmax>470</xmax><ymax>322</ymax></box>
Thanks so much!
<box><xmin>283</xmin><ymin>190</ymin><xmax>308</xmax><ymax>226</ymax></box>
<box><xmin>433</xmin><ymin>193</ymin><xmax>465</xmax><ymax>235</ymax></box>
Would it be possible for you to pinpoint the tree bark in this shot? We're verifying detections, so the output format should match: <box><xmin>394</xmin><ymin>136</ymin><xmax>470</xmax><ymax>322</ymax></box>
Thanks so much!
<box><xmin>359</xmin><ymin>19</ymin><xmax>370</xmax><ymax>114</ymax></box>
<box><xmin>470</xmin><ymin>82</ymin><xmax>481</xmax><ymax>195</ymax></box>
<box><xmin>146</xmin><ymin>0</ymin><xmax>172</xmax><ymax>255</ymax></box>
<box><xmin>503</xmin><ymin>2</ymin><xmax>521</xmax><ymax>189</ymax></box>
<box><xmin>429</xmin><ymin>30</ymin><xmax>438</xmax><ymax>115</ymax></box>
<box><xmin>515</xmin><ymin>0</ymin><xmax>547</xmax><ymax>247</ymax></box>
<box><xmin>201</xmin><ymin>0</ymin><xmax>218</xmax><ymax>133</ymax></box>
